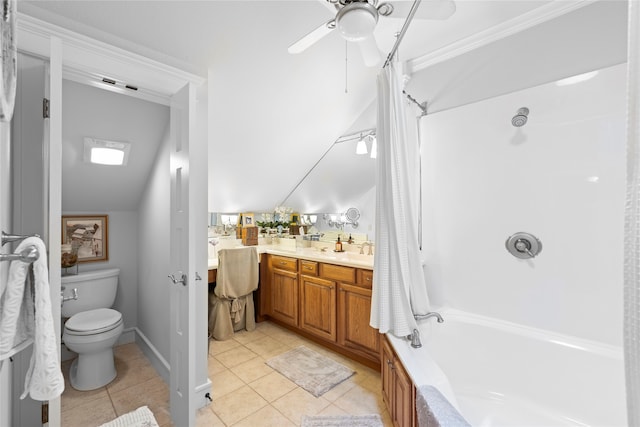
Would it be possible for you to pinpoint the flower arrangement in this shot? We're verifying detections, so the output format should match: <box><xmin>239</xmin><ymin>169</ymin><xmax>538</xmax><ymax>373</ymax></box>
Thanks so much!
<box><xmin>257</xmin><ymin>206</ymin><xmax>293</xmax><ymax>229</ymax></box>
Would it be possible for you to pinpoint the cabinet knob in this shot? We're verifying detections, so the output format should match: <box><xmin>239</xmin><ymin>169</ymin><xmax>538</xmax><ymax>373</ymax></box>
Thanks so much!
<box><xmin>280</xmin><ymin>261</ymin><xmax>287</xmax><ymax>265</ymax></box>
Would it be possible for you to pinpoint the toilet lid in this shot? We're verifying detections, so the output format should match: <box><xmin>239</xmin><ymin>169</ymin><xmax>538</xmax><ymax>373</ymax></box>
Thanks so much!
<box><xmin>66</xmin><ymin>308</ymin><xmax>122</xmax><ymax>334</ymax></box>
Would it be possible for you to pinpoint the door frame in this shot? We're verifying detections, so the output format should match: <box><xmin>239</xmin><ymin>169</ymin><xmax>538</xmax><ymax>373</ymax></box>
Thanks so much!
<box><xmin>16</xmin><ymin>13</ymin><xmax>207</xmax><ymax>427</ymax></box>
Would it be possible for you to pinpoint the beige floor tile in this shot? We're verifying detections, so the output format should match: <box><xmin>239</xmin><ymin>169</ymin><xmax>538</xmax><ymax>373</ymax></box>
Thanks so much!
<box><xmin>229</xmin><ymin>355</ymin><xmax>273</xmax><ymax>383</ymax></box>
<box><xmin>196</xmin><ymin>405</ymin><xmax>225</xmax><ymax>427</ymax></box>
<box><xmin>315</xmin><ymin>403</ymin><xmax>349</xmax><ymax>417</ymax></box>
<box><xmin>248</xmin><ymin>371</ymin><xmax>298</xmax><ymax>402</ymax></box>
<box><xmin>207</xmin><ymin>356</ymin><xmax>227</xmax><ymax>376</ymax></box>
<box><xmin>113</xmin><ymin>342</ymin><xmax>145</xmax><ymax>361</ymax></box>
<box><xmin>61</xmin><ymin>394</ymin><xmax>116</xmax><ymax>427</ymax></box>
<box><xmin>109</xmin><ymin>376</ymin><xmax>170</xmax><ymax>422</ymax></box>
<box><xmin>321</xmin><ymin>377</ymin><xmax>358</xmax><ymax>402</ymax></box>
<box><xmin>272</xmin><ymin>387</ymin><xmax>331</xmax><ymax>424</ymax></box>
<box><xmin>231</xmin><ymin>404</ymin><xmax>296</xmax><ymax>427</ymax></box>
<box><xmin>210</xmin><ymin>368</ymin><xmax>245</xmax><ymax>401</ymax></box>
<box><xmin>232</xmin><ymin>328</ymin><xmax>267</xmax><ymax>344</ymax></box>
<box><xmin>332</xmin><ymin>384</ymin><xmax>386</xmax><ymax>415</ymax></box>
<box><xmin>61</xmin><ymin>359</ymin><xmax>112</xmax><ymax>412</ymax></box>
<box><xmin>381</xmin><ymin>408</ymin><xmax>394</xmax><ymax>427</ymax></box>
<box><xmin>254</xmin><ymin>321</ymin><xmax>287</xmax><ymax>335</ymax></box>
<box><xmin>244</xmin><ymin>335</ymin><xmax>287</xmax><ymax>358</ymax></box>
<box><xmin>212</xmin><ymin>385</ymin><xmax>268</xmax><ymax>426</ymax></box>
<box><xmin>209</xmin><ymin>337</ymin><xmax>242</xmax><ymax>356</ymax></box>
<box><xmin>107</xmin><ymin>352</ymin><xmax>160</xmax><ymax>393</ymax></box>
<box><xmin>216</xmin><ymin>345</ymin><xmax>259</xmax><ymax>368</ymax></box>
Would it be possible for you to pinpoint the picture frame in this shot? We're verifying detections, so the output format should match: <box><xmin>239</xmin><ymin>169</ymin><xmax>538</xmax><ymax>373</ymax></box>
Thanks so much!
<box><xmin>62</xmin><ymin>215</ymin><xmax>109</xmax><ymax>263</ymax></box>
<box><xmin>242</xmin><ymin>212</ymin><xmax>255</xmax><ymax>227</ymax></box>
<box><xmin>290</xmin><ymin>212</ymin><xmax>300</xmax><ymax>225</ymax></box>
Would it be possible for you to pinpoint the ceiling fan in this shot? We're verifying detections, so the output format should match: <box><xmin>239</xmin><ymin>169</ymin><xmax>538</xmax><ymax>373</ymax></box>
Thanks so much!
<box><xmin>288</xmin><ymin>0</ymin><xmax>456</xmax><ymax>67</ymax></box>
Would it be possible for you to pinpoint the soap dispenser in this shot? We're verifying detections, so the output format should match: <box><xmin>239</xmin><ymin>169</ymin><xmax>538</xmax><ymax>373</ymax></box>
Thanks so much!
<box><xmin>335</xmin><ymin>236</ymin><xmax>343</xmax><ymax>252</ymax></box>
<box><xmin>348</xmin><ymin>234</ymin><xmax>353</xmax><ymax>244</ymax></box>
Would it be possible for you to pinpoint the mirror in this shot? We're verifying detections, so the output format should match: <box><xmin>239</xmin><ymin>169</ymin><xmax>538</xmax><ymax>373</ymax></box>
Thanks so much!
<box><xmin>208</xmin><ymin>129</ymin><xmax>377</xmax><ymax>242</ymax></box>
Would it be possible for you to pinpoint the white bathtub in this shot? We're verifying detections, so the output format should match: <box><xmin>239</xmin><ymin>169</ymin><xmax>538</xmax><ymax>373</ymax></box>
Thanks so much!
<box><xmin>386</xmin><ymin>309</ymin><xmax>627</xmax><ymax>426</ymax></box>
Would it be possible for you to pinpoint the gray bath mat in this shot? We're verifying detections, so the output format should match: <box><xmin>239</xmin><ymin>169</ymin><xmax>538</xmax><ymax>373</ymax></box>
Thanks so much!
<box><xmin>301</xmin><ymin>414</ymin><xmax>383</xmax><ymax>427</ymax></box>
<box><xmin>266</xmin><ymin>345</ymin><xmax>355</xmax><ymax>397</ymax></box>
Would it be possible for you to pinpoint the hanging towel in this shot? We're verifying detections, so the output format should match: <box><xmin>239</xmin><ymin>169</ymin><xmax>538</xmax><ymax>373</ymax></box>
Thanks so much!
<box><xmin>0</xmin><ymin>237</ymin><xmax>64</xmax><ymax>400</ymax></box>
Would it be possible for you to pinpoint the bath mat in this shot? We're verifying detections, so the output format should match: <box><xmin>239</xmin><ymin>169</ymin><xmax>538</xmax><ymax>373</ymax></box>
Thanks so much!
<box><xmin>99</xmin><ymin>405</ymin><xmax>159</xmax><ymax>427</ymax></box>
<box><xmin>266</xmin><ymin>345</ymin><xmax>355</xmax><ymax>397</ymax></box>
<box><xmin>301</xmin><ymin>414</ymin><xmax>383</xmax><ymax>427</ymax></box>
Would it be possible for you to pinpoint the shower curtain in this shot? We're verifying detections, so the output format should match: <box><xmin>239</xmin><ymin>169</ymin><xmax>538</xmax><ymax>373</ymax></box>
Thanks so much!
<box><xmin>370</xmin><ymin>60</ymin><xmax>430</xmax><ymax>337</ymax></box>
<box><xmin>625</xmin><ymin>0</ymin><xmax>640</xmax><ymax>423</ymax></box>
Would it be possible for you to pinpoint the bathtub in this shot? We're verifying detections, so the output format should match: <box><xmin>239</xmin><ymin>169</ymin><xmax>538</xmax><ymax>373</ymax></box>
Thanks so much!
<box><xmin>386</xmin><ymin>309</ymin><xmax>627</xmax><ymax>426</ymax></box>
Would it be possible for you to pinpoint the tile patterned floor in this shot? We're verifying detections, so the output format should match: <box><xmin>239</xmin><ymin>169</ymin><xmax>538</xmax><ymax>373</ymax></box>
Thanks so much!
<box><xmin>61</xmin><ymin>321</ymin><xmax>392</xmax><ymax>427</ymax></box>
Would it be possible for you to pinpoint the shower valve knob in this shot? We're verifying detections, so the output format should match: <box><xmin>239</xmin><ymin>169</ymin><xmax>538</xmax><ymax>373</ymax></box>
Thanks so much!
<box><xmin>506</xmin><ymin>232</ymin><xmax>542</xmax><ymax>259</ymax></box>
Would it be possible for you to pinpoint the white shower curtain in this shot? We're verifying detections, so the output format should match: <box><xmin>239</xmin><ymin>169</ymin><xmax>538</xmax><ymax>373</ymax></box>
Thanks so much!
<box><xmin>370</xmin><ymin>60</ymin><xmax>430</xmax><ymax>337</ymax></box>
<box><xmin>625</xmin><ymin>0</ymin><xmax>640</xmax><ymax>424</ymax></box>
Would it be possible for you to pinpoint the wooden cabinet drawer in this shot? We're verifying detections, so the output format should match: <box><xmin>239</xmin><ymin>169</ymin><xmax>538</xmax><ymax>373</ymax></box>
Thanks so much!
<box><xmin>357</xmin><ymin>269</ymin><xmax>373</xmax><ymax>289</ymax></box>
<box><xmin>299</xmin><ymin>260</ymin><xmax>318</xmax><ymax>276</ymax></box>
<box><xmin>271</xmin><ymin>255</ymin><xmax>298</xmax><ymax>272</ymax></box>
<box><xmin>320</xmin><ymin>263</ymin><xmax>356</xmax><ymax>283</ymax></box>
<box><xmin>208</xmin><ymin>269</ymin><xmax>217</xmax><ymax>284</ymax></box>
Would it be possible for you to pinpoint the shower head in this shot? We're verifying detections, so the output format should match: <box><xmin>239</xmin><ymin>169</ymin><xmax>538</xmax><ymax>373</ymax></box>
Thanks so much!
<box><xmin>511</xmin><ymin>107</ymin><xmax>529</xmax><ymax>127</ymax></box>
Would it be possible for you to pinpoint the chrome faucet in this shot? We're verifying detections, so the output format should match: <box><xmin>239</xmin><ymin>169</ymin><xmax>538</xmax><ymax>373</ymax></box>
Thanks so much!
<box><xmin>414</xmin><ymin>311</ymin><xmax>444</xmax><ymax>323</ymax></box>
<box><xmin>360</xmin><ymin>241</ymin><xmax>374</xmax><ymax>255</ymax></box>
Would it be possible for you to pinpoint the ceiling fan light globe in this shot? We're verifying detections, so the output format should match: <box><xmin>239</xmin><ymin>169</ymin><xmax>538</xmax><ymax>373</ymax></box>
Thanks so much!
<box><xmin>336</xmin><ymin>3</ymin><xmax>378</xmax><ymax>41</ymax></box>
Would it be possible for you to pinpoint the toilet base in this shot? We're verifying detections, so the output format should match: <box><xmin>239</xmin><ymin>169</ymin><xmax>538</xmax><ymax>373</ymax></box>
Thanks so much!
<box><xmin>69</xmin><ymin>348</ymin><xmax>117</xmax><ymax>391</ymax></box>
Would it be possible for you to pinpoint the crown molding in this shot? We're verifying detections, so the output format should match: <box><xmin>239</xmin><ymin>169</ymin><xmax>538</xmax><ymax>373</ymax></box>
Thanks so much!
<box><xmin>17</xmin><ymin>13</ymin><xmax>205</xmax><ymax>98</ymax></box>
<box><xmin>407</xmin><ymin>0</ymin><xmax>596</xmax><ymax>75</ymax></box>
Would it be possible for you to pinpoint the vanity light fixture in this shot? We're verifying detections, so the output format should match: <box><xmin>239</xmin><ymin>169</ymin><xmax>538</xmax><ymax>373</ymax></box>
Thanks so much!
<box><xmin>83</xmin><ymin>138</ymin><xmax>131</xmax><ymax>166</ymax></box>
<box><xmin>356</xmin><ymin>133</ymin><xmax>368</xmax><ymax>155</ymax></box>
<box><xmin>369</xmin><ymin>135</ymin><xmax>377</xmax><ymax>159</ymax></box>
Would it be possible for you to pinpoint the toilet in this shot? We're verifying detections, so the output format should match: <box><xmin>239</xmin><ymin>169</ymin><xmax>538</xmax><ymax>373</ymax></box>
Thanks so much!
<box><xmin>61</xmin><ymin>268</ymin><xmax>123</xmax><ymax>391</ymax></box>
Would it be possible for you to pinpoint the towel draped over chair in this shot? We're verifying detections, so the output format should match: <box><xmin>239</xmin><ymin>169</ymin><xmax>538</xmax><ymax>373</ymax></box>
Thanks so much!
<box><xmin>208</xmin><ymin>246</ymin><xmax>259</xmax><ymax>340</ymax></box>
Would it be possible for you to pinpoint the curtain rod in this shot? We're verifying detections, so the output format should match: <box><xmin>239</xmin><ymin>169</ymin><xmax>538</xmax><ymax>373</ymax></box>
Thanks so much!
<box><xmin>383</xmin><ymin>0</ymin><xmax>423</xmax><ymax>68</ymax></box>
<box><xmin>403</xmin><ymin>90</ymin><xmax>427</xmax><ymax>116</ymax></box>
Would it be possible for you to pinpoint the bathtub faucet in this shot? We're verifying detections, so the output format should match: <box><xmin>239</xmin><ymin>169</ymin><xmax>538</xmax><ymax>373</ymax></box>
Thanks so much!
<box><xmin>414</xmin><ymin>311</ymin><xmax>444</xmax><ymax>323</ymax></box>
<box><xmin>408</xmin><ymin>329</ymin><xmax>422</xmax><ymax>348</ymax></box>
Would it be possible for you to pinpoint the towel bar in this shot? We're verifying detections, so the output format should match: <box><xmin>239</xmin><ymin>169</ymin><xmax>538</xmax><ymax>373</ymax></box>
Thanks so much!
<box><xmin>2</xmin><ymin>231</ymin><xmax>40</xmax><ymax>246</ymax></box>
<box><xmin>0</xmin><ymin>245</ymin><xmax>40</xmax><ymax>263</ymax></box>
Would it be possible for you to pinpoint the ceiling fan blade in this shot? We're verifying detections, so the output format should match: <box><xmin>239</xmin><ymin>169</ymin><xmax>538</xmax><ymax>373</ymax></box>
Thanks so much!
<box><xmin>388</xmin><ymin>0</ymin><xmax>456</xmax><ymax>20</ymax></box>
<box><xmin>356</xmin><ymin>36</ymin><xmax>382</xmax><ymax>67</ymax></box>
<box><xmin>288</xmin><ymin>20</ymin><xmax>335</xmax><ymax>54</ymax></box>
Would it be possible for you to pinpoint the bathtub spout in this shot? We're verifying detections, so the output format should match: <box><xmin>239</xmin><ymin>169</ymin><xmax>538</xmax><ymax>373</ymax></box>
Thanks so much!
<box><xmin>408</xmin><ymin>329</ymin><xmax>422</xmax><ymax>348</ymax></box>
<box><xmin>414</xmin><ymin>311</ymin><xmax>444</xmax><ymax>323</ymax></box>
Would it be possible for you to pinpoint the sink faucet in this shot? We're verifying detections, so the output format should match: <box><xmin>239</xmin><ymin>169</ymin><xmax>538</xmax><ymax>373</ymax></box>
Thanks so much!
<box><xmin>360</xmin><ymin>241</ymin><xmax>374</xmax><ymax>255</ymax></box>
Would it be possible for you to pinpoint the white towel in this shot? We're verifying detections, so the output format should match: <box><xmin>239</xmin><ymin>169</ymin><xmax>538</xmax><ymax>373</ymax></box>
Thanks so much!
<box><xmin>0</xmin><ymin>237</ymin><xmax>64</xmax><ymax>400</ymax></box>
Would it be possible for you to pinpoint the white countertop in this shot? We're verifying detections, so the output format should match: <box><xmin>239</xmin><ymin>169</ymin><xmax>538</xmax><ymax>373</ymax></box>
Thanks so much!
<box><xmin>207</xmin><ymin>243</ymin><xmax>374</xmax><ymax>270</ymax></box>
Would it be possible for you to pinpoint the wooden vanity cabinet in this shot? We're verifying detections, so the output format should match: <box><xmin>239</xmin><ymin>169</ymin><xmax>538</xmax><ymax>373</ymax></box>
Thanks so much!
<box><xmin>269</xmin><ymin>255</ymin><xmax>299</xmax><ymax>327</ymax></box>
<box><xmin>337</xmin><ymin>281</ymin><xmax>379</xmax><ymax>361</ymax></box>
<box><xmin>382</xmin><ymin>336</ymin><xmax>416</xmax><ymax>427</ymax></box>
<box><xmin>300</xmin><ymin>274</ymin><xmax>337</xmax><ymax>342</ymax></box>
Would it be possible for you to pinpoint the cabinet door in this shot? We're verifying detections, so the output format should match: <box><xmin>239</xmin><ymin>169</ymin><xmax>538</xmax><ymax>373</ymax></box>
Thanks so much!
<box><xmin>271</xmin><ymin>269</ymin><xmax>299</xmax><ymax>327</ymax></box>
<box><xmin>393</xmin><ymin>361</ymin><xmax>414</xmax><ymax>427</ymax></box>
<box><xmin>338</xmin><ymin>283</ymin><xmax>380</xmax><ymax>360</ymax></box>
<box><xmin>300</xmin><ymin>275</ymin><xmax>337</xmax><ymax>341</ymax></box>
<box><xmin>381</xmin><ymin>338</ymin><xmax>395</xmax><ymax>411</ymax></box>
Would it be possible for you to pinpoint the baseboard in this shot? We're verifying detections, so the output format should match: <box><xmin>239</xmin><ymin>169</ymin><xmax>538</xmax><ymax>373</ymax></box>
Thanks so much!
<box><xmin>129</xmin><ymin>327</ymin><xmax>170</xmax><ymax>383</ymax></box>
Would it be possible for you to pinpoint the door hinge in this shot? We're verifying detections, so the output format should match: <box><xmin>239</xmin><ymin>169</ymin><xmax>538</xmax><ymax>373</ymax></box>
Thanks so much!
<box><xmin>42</xmin><ymin>98</ymin><xmax>50</xmax><ymax>119</ymax></box>
<box><xmin>41</xmin><ymin>401</ymin><xmax>49</xmax><ymax>424</ymax></box>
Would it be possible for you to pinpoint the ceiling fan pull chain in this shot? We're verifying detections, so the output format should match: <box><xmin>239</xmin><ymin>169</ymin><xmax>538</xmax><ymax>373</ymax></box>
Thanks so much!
<box><xmin>344</xmin><ymin>40</ymin><xmax>348</xmax><ymax>94</ymax></box>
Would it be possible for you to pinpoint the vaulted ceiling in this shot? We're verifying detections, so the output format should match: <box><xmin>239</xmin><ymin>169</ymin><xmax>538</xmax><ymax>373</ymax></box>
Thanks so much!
<box><xmin>19</xmin><ymin>0</ymin><xmax>624</xmax><ymax>214</ymax></box>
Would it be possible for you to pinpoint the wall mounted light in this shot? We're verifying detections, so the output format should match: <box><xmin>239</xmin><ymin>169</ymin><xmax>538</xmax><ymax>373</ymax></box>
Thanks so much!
<box><xmin>83</xmin><ymin>137</ymin><xmax>131</xmax><ymax>166</ymax></box>
<box><xmin>369</xmin><ymin>135</ymin><xmax>377</xmax><ymax>159</ymax></box>
<box><xmin>356</xmin><ymin>133</ymin><xmax>368</xmax><ymax>154</ymax></box>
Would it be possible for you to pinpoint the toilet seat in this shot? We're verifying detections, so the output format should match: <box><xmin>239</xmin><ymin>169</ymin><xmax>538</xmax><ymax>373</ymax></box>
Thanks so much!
<box><xmin>65</xmin><ymin>308</ymin><xmax>123</xmax><ymax>336</ymax></box>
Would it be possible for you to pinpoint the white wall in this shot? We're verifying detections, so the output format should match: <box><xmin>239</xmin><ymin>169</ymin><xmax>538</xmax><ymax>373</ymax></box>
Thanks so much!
<box><xmin>72</xmin><ymin>211</ymin><xmax>140</xmax><ymax>330</ymax></box>
<box><xmin>421</xmin><ymin>63</ymin><xmax>626</xmax><ymax>346</ymax></box>
<box><xmin>137</xmin><ymin>126</ymin><xmax>171</xmax><ymax>363</ymax></box>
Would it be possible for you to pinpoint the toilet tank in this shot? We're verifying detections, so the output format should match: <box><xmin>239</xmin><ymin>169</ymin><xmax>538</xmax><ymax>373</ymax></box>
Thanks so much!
<box><xmin>61</xmin><ymin>268</ymin><xmax>120</xmax><ymax>318</ymax></box>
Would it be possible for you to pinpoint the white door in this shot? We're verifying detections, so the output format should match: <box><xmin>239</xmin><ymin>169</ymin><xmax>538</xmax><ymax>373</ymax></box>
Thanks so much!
<box><xmin>0</xmin><ymin>122</ymin><xmax>12</xmax><ymax>427</ymax></box>
<box><xmin>169</xmin><ymin>82</ymin><xmax>197</xmax><ymax>427</ymax></box>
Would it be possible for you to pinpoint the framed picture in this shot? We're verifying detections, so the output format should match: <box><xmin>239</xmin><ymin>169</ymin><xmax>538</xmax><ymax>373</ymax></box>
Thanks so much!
<box><xmin>243</xmin><ymin>213</ymin><xmax>255</xmax><ymax>227</ymax></box>
<box><xmin>62</xmin><ymin>215</ymin><xmax>109</xmax><ymax>263</ymax></box>
<box><xmin>290</xmin><ymin>212</ymin><xmax>300</xmax><ymax>225</ymax></box>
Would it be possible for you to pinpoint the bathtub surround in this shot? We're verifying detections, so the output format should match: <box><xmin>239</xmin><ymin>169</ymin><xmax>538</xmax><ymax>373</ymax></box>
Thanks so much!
<box><xmin>420</xmin><ymin>63</ymin><xmax>627</xmax><ymax>423</ymax></box>
<box><xmin>625</xmin><ymin>0</ymin><xmax>640</xmax><ymax>423</ymax></box>
<box><xmin>372</xmin><ymin>60</ymin><xmax>429</xmax><ymax>338</ymax></box>
<box><xmin>415</xmin><ymin>386</ymin><xmax>470</xmax><ymax>427</ymax></box>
